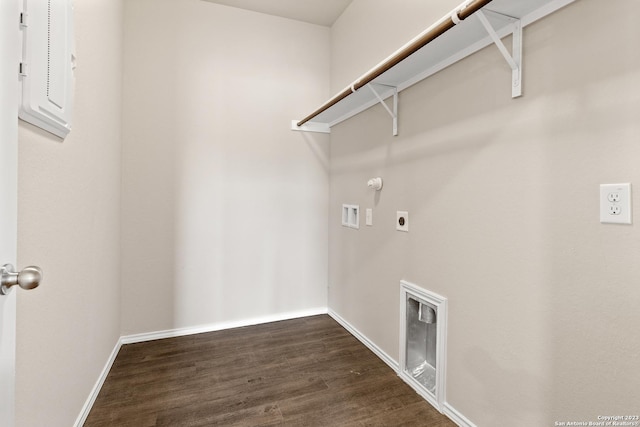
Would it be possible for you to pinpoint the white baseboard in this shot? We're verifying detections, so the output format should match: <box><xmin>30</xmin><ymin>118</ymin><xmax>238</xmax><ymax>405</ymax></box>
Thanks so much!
<box><xmin>76</xmin><ymin>307</ymin><xmax>327</xmax><ymax>424</ymax></box>
<box><xmin>120</xmin><ymin>307</ymin><xmax>328</xmax><ymax>345</ymax></box>
<box><xmin>76</xmin><ymin>307</ymin><xmax>476</xmax><ymax>427</ymax></box>
<box><xmin>328</xmin><ymin>309</ymin><xmax>476</xmax><ymax>427</ymax></box>
<box><xmin>327</xmin><ymin>309</ymin><xmax>399</xmax><ymax>372</ymax></box>
<box><xmin>73</xmin><ymin>338</ymin><xmax>123</xmax><ymax>427</ymax></box>
<box><xmin>75</xmin><ymin>307</ymin><xmax>327</xmax><ymax>425</ymax></box>
<box><xmin>442</xmin><ymin>402</ymin><xmax>478</xmax><ymax>427</ymax></box>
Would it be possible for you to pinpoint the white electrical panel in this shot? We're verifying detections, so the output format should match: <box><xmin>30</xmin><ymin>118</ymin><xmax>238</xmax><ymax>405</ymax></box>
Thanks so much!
<box><xmin>19</xmin><ymin>0</ymin><xmax>75</xmax><ymax>138</ymax></box>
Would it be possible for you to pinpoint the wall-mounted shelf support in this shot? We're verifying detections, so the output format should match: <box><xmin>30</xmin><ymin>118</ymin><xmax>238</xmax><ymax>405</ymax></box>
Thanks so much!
<box><xmin>476</xmin><ymin>10</ymin><xmax>522</xmax><ymax>98</ymax></box>
<box><xmin>290</xmin><ymin>120</ymin><xmax>330</xmax><ymax>134</ymax></box>
<box><xmin>291</xmin><ymin>0</ymin><xmax>575</xmax><ymax>136</ymax></box>
<box><xmin>367</xmin><ymin>83</ymin><xmax>398</xmax><ymax>136</ymax></box>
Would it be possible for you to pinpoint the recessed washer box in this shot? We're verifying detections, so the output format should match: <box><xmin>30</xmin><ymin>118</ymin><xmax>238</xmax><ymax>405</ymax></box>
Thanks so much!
<box><xmin>19</xmin><ymin>0</ymin><xmax>75</xmax><ymax>139</ymax></box>
<box><xmin>342</xmin><ymin>204</ymin><xmax>359</xmax><ymax>229</ymax></box>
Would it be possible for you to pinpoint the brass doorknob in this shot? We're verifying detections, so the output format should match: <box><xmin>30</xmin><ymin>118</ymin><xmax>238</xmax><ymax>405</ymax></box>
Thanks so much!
<box><xmin>0</xmin><ymin>264</ymin><xmax>43</xmax><ymax>295</ymax></box>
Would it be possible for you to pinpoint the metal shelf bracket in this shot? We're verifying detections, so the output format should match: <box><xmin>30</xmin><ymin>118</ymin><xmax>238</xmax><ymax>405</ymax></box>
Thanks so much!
<box><xmin>476</xmin><ymin>10</ymin><xmax>522</xmax><ymax>98</ymax></box>
<box><xmin>366</xmin><ymin>83</ymin><xmax>398</xmax><ymax>136</ymax></box>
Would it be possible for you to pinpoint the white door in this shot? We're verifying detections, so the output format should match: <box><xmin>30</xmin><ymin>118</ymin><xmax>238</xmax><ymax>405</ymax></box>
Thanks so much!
<box><xmin>0</xmin><ymin>0</ymin><xmax>20</xmax><ymax>425</ymax></box>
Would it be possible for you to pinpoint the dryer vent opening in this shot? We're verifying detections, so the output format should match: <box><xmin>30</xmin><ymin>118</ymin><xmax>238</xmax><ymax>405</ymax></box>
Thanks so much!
<box><xmin>406</xmin><ymin>297</ymin><xmax>438</xmax><ymax>394</ymax></box>
<box><xmin>399</xmin><ymin>281</ymin><xmax>448</xmax><ymax>412</ymax></box>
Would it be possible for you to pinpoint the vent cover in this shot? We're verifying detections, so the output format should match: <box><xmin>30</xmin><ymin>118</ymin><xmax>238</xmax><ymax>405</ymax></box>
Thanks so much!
<box><xmin>399</xmin><ymin>280</ymin><xmax>448</xmax><ymax>412</ymax></box>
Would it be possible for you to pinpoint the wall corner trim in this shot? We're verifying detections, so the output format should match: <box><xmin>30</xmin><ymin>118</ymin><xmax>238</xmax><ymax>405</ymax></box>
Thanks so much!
<box><xmin>327</xmin><ymin>309</ymin><xmax>399</xmax><ymax>372</ymax></box>
<box><xmin>73</xmin><ymin>338</ymin><xmax>123</xmax><ymax>427</ymax></box>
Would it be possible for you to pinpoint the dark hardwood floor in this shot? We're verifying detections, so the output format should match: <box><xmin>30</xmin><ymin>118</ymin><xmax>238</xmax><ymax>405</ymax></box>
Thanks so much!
<box><xmin>85</xmin><ymin>315</ymin><xmax>456</xmax><ymax>426</ymax></box>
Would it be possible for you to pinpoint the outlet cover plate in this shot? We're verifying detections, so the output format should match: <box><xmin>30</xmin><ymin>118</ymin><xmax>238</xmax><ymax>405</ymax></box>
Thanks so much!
<box><xmin>397</xmin><ymin>211</ymin><xmax>409</xmax><ymax>232</ymax></box>
<box><xmin>600</xmin><ymin>183</ymin><xmax>632</xmax><ymax>224</ymax></box>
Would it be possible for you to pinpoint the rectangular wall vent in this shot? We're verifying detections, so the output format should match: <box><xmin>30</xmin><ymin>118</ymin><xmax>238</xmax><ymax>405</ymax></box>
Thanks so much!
<box><xmin>399</xmin><ymin>280</ymin><xmax>448</xmax><ymax>412</ymax></box>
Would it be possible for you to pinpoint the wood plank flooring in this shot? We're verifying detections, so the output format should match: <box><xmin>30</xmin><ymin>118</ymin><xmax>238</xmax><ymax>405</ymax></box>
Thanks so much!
<box><xmin>85</xmin><ymin>315</ymin><xmax>456</xmax><ymax>426</ymax></box>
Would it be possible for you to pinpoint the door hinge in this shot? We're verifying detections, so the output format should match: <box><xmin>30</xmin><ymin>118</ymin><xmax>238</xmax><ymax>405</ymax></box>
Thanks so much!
<box><xmin>19</xmin><ymin>62</ymin><xmax>28</xmax><ymax>77</ymax></box>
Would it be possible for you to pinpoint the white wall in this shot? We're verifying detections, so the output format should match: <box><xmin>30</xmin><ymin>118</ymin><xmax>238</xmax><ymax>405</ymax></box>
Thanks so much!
<box><xmin>329</xmin><ymin>0</ymin><xmax>640</xmax><ymax>425</ymax></box>
<box><xmin>16</xmin><ymin>1</ymin><xmax>123</xmax><ymax>426</ymax></box>
<box><xmin>120</xmin><ymin>0</ymin><xmax>330</xmax><ymax>335</ymax></box>
<box><xmin>331</xmin><ymin>0</ymin><xmax>461</xmax><ymax>93</ymax></box>
<box><xmin>16</xmin><ymin>1</ymin><xmax>639</xmax><ymax>425</ymax></box>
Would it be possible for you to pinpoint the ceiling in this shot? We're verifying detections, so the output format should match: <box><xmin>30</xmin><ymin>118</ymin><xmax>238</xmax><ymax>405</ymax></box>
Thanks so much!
<box><xmin>202</xmin><ymin>0</ymin><xmax>353</xmax><ymax>27</ymax></box>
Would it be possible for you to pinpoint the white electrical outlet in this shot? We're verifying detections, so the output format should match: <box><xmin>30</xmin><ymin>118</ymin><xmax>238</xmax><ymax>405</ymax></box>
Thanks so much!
<box><xmin>600</xmin><ymin>183</ymin><xmax>632</xmax><ymax>224</ymax></box>
<box><xmin>366</xmin><ymin>208</ymin><xmax>373</xmax><ymax>226</ymax></box>
<box><xmin>397</xmin><ymin>211</ymin><xmax>409</xmax><ymax>232</ymax></box>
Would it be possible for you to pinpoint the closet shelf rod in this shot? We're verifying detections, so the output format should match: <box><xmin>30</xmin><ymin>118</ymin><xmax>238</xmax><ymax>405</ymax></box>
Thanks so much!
<box><xmin>296</xmin><ymin>0</ymin><xmax>494</xmax><ymax>128</ymax></box>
